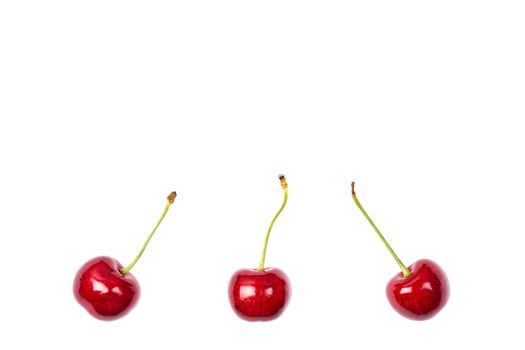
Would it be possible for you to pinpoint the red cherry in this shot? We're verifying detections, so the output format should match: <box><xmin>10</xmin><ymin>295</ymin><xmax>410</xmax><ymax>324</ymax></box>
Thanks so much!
<box><xmin>228</xmin><ymin>175</ymin><xmax>291</xmax><ymax>321</ymax></box>
<box><xmin>228</xmin><ymin>268</ymin><xmax>290</xmax><ymax>321</ymax></box>
<box><xmin>73</xmin><ymin>192</ymin><xmax>176</xmax><ymax>321</ymax></box>
<box><xmin>386</xmin><ymin>259</ymin><xmax>449</xmax><ymax>320</ymax></box>
<box><xmin>351</xmin><ymin>182</ymin><xmax>450</xmax><ymax>320</ymax></box>
<box><xmin>73</xmin><ymin>256</ymin><xmax>140</xmax><ymax>320</ymax></box>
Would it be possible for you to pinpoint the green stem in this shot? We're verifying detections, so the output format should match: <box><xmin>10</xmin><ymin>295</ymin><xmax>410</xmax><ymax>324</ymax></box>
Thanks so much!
<box><xmin>351</xmin><ymin>182</ymin><xmax>411</xmax><ymax>278</ymax></box>
<box><xmin>120</xmin><ymin>192</ymin><xmax>177</xmax><ymax>275</ymax></box>
<box><xmin>257</xmin><ymin>175</ymin><xmax>288</xmax><ymax>272</ymax></box>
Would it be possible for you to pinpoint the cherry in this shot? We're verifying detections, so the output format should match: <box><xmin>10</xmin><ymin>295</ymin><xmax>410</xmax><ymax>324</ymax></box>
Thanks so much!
<box><xmin>73</xmin><ymin>192</ymin><xmax>176</xmax><ymax>321</ymax></box>
<box><xmin>229</xmin><ymin>268</ymin><xmax>290</xmax><ymax>321</ymax></box>
<box><xmin>386</xmin><ymin>259</ymin><xmax>449</xmax><ymax>320</ymax></box>
<box><xmin>351</xmin><ymin>182</ymin><xmax>449</xmax><ymax>320</ymax></box>
<box><xmin>228</xmin><ymin>175</ymin><xmax>291</xmax><ymax>321</ymax></box>
<box><xmin>73</xmin><ymin>256</ymin><xmax>140</xmax><ymax>321</ymax></box>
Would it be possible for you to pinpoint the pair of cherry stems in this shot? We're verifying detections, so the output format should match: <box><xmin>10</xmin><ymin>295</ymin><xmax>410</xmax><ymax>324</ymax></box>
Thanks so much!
<box><xmin>121</xmin><ymin>176</ymin><xmax>411</xmax><ymax>278</ymax></box>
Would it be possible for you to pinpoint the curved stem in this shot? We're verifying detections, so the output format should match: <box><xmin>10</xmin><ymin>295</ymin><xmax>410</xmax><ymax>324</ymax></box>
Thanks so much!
<box><xmin>351</xmin><ymin>182</ymin><xmax>411</xmax><ymax>278</ymax></box>
<box><xmin>257</xmin><ymin>175</ymin><xmax>288</xmax><ymax>272</ymax></box>
<box><xmin>120</xmin><ymin>192</ymin><xmax>177</xmax><ymax>275</ymax></box>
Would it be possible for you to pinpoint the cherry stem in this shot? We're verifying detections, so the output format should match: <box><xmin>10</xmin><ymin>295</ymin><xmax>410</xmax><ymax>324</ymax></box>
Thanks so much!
<box><xmin>257</xmin><ymin>175</ymin><xmax>288</xmax><ymax>272</ymax></box>
<box><xmin>351</xmin><ymin>182</ymin><xmax>411</xmax><ymax>278</ymax></box>
<box><xmin>120</xmin><ymin>192</ymin><xmax>177</xmax><ymax>275</ymax></box>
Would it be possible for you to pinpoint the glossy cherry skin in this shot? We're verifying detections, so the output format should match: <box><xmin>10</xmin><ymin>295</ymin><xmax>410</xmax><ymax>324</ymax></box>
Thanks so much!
<box><xmin>386</xmin><ymin>259</ymin><xmax>449</xmax><ymax>320</ymax></box>
<box><xmin>228</xmin><ymin>267</ymin><xmax>291</xmax><ymax>321</ymax></box>
<box><xmin>73</xmin><ymin>256</ymin><xmax>140</xmax><ymax>321</ymax></box>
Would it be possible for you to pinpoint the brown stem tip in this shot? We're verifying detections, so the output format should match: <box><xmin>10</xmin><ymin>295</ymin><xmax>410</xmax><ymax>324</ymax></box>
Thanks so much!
<box><xmin>278</xmin><ymin>174</ymin><xmax>288</xmax><ymax>190</ymax></box>
<box><xmin>167</xmin><ymin>191</ymin><xmax>177</xmax><ymax>204</ymax></box>
<box><xmin>351</xmin><ymin>181</ymin><xmax>356</xmax><ymax>196</ymax></box>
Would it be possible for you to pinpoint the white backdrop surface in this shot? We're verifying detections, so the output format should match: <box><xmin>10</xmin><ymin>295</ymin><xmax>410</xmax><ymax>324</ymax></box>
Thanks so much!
<box><xmin>1</xmin><ymin>1</ymin><xmax>524</xmax><ymax>349</ymax></box>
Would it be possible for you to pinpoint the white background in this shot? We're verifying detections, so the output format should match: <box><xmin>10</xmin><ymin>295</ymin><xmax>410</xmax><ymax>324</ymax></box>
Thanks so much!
<box><xmin>1</xmin><ymin>1</ymin><xmax>524</xmax><ymax>349</ymax></box>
